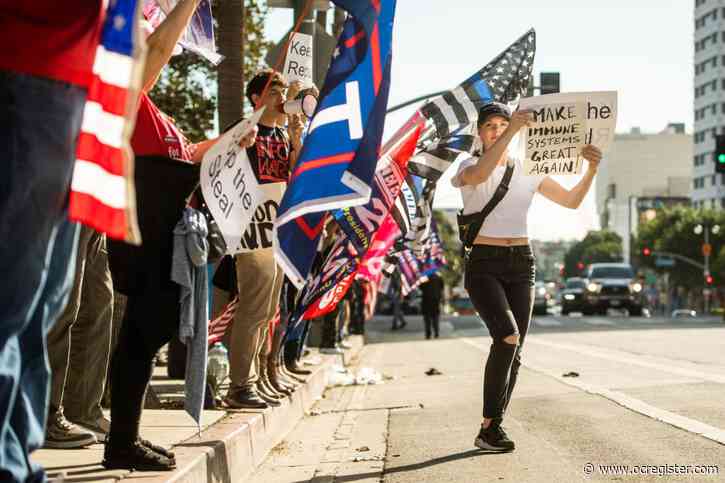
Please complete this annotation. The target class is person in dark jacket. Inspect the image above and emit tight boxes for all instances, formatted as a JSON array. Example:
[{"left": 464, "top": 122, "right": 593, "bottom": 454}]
[{"left": 420, "top": 273, "right": 444, "bottom": 339}]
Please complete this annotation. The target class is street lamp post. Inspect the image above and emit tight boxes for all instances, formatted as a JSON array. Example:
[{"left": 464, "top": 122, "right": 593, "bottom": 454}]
[{"left": 694, "top": 223, "right": 720, "bottom": 314}]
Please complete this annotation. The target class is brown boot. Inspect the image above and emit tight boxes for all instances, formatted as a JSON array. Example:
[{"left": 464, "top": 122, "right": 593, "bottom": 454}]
[{"left": 268, "top": 359, "right": 294, "bottom": 395}]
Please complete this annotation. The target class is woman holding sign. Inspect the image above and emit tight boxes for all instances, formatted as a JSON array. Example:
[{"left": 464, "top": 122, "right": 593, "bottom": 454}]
[{"left": 452, "top": 101, "right": 601, "bottom": 452}]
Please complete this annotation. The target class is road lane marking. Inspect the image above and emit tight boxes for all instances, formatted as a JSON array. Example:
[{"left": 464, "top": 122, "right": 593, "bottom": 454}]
[
  {"left": 579, "top": 317, "right": 615, "bottom": 326},
  {"left": 460, "top": 337, "right": 725, "bottom": 447},
  {"left": 532, "top": 318, "right": 563, "bottom": 327},
  {"left": 524, "top": 338, "right": 725, "bottom": 385}
]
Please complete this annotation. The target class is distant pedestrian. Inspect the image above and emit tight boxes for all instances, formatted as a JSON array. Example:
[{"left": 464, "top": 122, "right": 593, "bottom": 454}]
[
  {"left": 452, "top": 101, "right": 601, "bottom": 452},
  {"left": 390, "top": 271, "right": 407, "bottom": 331},
  {"left": 420, "top": 273, "right": 444, "bottom": 339}
]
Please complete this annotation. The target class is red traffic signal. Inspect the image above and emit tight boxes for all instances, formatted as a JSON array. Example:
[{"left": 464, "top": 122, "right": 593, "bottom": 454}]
[
  {"left": 576, "top": 262, "right": 585, "bottom": 271},
  {"left": 706, "top": 275, "right": 714, "bottom": 285},
  {"left": 642, "top": 247, "right": 651, "bottom": 256}
]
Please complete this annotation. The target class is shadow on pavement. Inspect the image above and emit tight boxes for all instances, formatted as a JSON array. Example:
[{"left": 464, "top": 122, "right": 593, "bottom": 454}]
[{"left": 300, "top": 448, "right": 500, "bottom": 483}]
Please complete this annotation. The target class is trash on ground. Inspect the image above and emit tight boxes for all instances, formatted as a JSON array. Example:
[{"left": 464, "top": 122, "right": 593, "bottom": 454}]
[
  {"left": 326, "top": 365, "right": 384, "bottom": 387},
  {"left": 562, "top": 371, "right": 580, "bottom": 378},
  {"left": 425, "top": 368, "right": 443, "bottom": 376}
]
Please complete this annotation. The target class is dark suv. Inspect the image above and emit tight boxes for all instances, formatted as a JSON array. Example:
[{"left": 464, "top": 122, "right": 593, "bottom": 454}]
[{"left": 582, "top": 263, "right": 644, "bottom": 316}]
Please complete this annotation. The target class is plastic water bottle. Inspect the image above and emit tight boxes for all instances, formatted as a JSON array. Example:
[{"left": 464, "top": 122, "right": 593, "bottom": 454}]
[{"left": 207, "top": 342, "right": 229, "bottom": 391}]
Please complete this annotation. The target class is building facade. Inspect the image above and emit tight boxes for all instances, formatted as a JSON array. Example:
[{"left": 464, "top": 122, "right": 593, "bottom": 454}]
[
  {"left": 596, "top": 124, "right": 692, "bottom": 263},
  {"left": 694, "top": 0, "right": 725, "bottom": 207}
]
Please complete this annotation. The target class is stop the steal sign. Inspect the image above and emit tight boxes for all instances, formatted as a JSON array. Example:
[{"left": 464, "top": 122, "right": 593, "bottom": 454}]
[{"left": 283, "top": 32, "right": 313, "bottom": 87}]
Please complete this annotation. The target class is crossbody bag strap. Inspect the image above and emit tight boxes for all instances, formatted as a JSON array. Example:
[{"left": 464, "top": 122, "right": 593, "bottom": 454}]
[{"left": 459, "top": 162, "right": 515, "bottom": 227}]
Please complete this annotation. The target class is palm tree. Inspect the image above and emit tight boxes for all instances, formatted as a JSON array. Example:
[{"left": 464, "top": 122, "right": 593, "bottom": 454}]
[{"left": 217, "top": 0, "right": 244, "bottom": 130}]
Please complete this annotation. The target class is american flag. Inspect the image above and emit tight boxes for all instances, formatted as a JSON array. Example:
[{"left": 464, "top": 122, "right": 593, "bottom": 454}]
[
  {"left": 69, "top": 0, "right": 143, "bottom": 243},
  {"left": 208, "top": 296, "right": 238, "bottom": 346},
  {"left": 407, "top": 132, "right": 475, "bottom": 182},
  {"left": 420, "top": 29, "right": 535, "bottom": 138},
  {"left": 409, "top": 29, "right": 536, "bottom": 181}
]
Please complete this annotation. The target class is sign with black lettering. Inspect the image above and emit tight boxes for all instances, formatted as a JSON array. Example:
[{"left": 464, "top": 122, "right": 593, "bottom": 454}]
[
  {"left": 283, "top": 32, "right": 313, "bottom": 87},
  {"left": 238, "top": 182, "right": 285, "bottom": 252},
  {"left": 519, "top": 97, "right": 587, "bottom": 175},
  {"left": 520, "top": 91, "right": 618, "bottom": 175},
  {"left": 200, "top": 108, "right": 265, "bottom": 253}
]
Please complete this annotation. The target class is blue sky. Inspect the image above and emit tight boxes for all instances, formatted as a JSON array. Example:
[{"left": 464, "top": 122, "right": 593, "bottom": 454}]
[{"left": 265, "top": 1, "right": 693, "bottom": 240}]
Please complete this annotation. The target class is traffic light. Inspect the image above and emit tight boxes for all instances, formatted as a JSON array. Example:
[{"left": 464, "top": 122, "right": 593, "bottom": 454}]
[
  {"left": 706, "top": 274, "right": 714, "bottom": 286},
  {"left": 576, "top": 262, "right": 585, "bottom": 271},
  {"left": 642, "top": 247, "right": 651, "bottom": 257},
  {"left": 540, "top": 72, "right": 560, "bottom": 95},
  {"left": 715, "top": 135, "right": 725, "bottom": 174}
]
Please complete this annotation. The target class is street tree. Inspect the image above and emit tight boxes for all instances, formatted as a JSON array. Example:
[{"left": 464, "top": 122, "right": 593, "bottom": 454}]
[
  {"left": 563, "top": 230, "right": 623, "bottom": 277},
  {"left": 149, "top": 0, "right": 271, "bottom": 142},
  {"left": 432, "top": 210, "right": 463, "bottom": 290}
]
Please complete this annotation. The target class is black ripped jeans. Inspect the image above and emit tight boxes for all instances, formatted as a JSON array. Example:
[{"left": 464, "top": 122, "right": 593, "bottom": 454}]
[{"left": 464, "top": 245, "right": 535, "bottom": 420}]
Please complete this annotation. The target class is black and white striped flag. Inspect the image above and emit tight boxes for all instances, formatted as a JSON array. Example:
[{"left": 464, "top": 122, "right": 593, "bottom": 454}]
[
  {"left": 408, "top": 132, "right": 475, "bottom": 181},
  {"left": 419, "top": 29, "right": 536, "bottom": 139}
]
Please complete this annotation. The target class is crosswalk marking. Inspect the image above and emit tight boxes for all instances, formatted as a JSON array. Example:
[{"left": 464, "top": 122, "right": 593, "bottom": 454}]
[{"left": 459, "top": 337, "right": 725, "bottom": 447}]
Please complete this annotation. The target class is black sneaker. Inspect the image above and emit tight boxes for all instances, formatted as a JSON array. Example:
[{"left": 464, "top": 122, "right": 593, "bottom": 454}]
[
  {"left": 224, "top": 386, "right": 268, "bottom": 409},
  {"left": 103, "top": 441, "right": 176, "bottom": 471},
  {"left": 474, "top": 421, "right": 515, "bottom": 452}
]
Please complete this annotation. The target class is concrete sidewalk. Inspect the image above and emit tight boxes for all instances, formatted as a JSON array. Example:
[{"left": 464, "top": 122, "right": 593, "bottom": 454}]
[{"left": 36, "top": 336, "right": 364, "bottom": 483}]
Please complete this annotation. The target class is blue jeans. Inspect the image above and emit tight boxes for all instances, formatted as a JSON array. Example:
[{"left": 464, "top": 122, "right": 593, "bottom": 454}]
[{"left": 0, "top": 71, "right": 84, "bottom": 482}]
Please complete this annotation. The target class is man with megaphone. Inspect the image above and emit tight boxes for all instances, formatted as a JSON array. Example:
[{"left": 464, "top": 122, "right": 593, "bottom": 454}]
[{"left": 221, "top": 70, "right": 316, "bottom": 410}]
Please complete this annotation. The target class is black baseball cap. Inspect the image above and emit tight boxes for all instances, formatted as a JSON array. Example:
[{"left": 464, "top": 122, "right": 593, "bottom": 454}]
[{"left": 477, "top": 102, "right": 512, "bottom": 126}]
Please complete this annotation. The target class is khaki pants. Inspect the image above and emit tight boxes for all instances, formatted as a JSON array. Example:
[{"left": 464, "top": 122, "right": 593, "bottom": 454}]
[
  {"left": 47, "top": 226, "right": 113, "bottom": 423},
  {"left": 226, "top": 248, "right": 283, "bottom": 389}
]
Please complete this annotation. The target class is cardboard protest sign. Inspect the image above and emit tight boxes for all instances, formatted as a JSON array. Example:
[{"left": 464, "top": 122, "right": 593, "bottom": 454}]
[
  {"left": 200, "top": 108, "right": 265, "bottom": 254},
  {"left": 237, "top": 182, "right": 285, "bottom": 252},
  {"left": 283, "top": 32, "right": 314, "bottom": 87},
  {"left": 519, "top": 91, "right": 617, "bottom": 175},
  {"left": 519, "top": 96, "right": 587, "bottom": 175}
]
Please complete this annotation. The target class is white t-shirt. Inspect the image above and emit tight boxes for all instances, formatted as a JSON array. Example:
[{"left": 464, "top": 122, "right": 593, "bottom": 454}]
[{"left": 452, "top": 156, "right": 546, "bottom": 238}]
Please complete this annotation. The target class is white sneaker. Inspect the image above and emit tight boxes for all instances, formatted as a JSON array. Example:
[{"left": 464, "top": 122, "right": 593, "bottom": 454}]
[
  {"left": 339, "top": 341, "right": 353, "bottom": 350},
  {"left": 73, "top": 415, "right": 110, "bottom": 443}
]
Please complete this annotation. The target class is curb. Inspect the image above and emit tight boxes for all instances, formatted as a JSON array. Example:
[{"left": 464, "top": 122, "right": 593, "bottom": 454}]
[{"left": 143, "top": 335, "right": 365, "bottom": 483}]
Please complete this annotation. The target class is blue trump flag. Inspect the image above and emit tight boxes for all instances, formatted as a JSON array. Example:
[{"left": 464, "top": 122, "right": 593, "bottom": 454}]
[{"left": 274, "top": 0, "right": 397, "bottom": 288}]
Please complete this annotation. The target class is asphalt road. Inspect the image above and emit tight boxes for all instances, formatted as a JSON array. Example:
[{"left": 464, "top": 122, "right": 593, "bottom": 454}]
[{"left": 254, "top": 313, "right": 725, "bottom": 482}]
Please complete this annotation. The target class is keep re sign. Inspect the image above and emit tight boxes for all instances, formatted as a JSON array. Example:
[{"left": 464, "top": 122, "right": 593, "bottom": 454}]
[{"left": 283, "top": 32, "right": 314, "bottom": 87}]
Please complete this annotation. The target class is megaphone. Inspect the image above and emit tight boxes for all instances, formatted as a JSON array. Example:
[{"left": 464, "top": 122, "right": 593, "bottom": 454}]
[{"left": 277, "top": 93, "right": 318, "bottom": 118}]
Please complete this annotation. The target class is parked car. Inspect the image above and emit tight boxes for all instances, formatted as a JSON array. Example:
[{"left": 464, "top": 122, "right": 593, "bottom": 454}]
[
  {"left": 560, "top": 277, "right": 586, "bottom": 315},
  {"left": 581, "top": 263, "right": 644, "bottom": 316},
  {"left": 533, "top": 281, "right": 551, "bottom": 315},
  {"left": 449, "top": 296, "right": 477, "bottom": 316}
]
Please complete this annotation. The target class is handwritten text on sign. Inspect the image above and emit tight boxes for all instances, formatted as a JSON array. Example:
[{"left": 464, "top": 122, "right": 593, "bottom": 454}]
[
  {"left": 519, "top": 91, "right": 618, "bottom": 176},
  {"left": 283, "top": 32, "right": 313, "bottom": 87},
  {"left": 200, "top": 108, "right": 265, "bottom": 254},
  {"left": 520, "top": 99, "right": 587, "bottom": 175}
]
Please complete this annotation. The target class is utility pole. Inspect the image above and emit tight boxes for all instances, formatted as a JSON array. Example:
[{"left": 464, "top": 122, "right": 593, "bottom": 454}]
[{"left": 294, "top": 0, "right": 316, "bottom": 37}]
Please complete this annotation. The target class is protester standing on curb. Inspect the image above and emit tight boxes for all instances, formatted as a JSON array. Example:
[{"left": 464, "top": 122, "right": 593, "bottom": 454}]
[
  {"left": 222, "top": 70, "right": 305, "bottom": 410},
  {"left": 45, "top": 227, "right": 114, "bottom": 448},
  {"left": 452, "top": 101, "right": 601, "bottom": 452},
  {"left": 0, "top": 3, "right": 108, "bottom": 481},
  {"left": 104, "top": 0, "right": 256, "bottom": 471}
]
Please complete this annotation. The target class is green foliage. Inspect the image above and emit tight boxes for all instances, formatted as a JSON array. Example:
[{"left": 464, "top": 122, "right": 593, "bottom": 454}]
[
  {"left": 635, "top": 206, "right": 725, "bottom": 287},
  {"left": 243, "top": 0, "right": 272, "bottom": 87},
  {"left": 149, "top": 52, "right": 216, "bottom": 142},
  {"left": 432, "top": 210, "right": 463, "bottom": 290},
  {"left": 147, "top": 0, "right": 271, "bottom": 142},
  {"left": 563, "top": 230, "right": 623, "bottom": 277}
]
